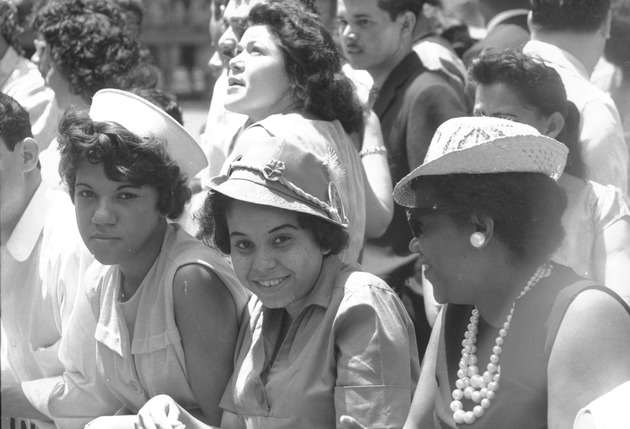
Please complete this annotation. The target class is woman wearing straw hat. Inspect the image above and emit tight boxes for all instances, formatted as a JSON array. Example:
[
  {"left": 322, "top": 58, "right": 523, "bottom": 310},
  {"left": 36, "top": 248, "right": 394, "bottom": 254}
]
[
  {"left": 45, "top": 89, "right": 248, "bottom": 428},
  {"left": 339, "top": 117, "right": 630, "bottom": 429},
  {"left": 136, "top": 136, "right": 419, "bottom": 429},
  {"left": 218, "top": 0, "right": 393, "bottom": 264}
]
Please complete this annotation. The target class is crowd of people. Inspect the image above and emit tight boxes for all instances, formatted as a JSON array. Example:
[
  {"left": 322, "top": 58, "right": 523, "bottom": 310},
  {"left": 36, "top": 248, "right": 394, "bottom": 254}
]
[{"left": 1, "top": 0, "right": 630, "bottom": 428}]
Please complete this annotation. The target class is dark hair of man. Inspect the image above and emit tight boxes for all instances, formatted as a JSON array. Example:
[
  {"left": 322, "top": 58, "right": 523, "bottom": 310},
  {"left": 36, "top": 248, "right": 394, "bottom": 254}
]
[
  {"left": 407, "top": 172, "right": 567, "bottom": 266},
  {"left": 248, "top": 0, "right": 365, "bottom": 134},
  {"left": 530, "top": 0, "right": 611, "bottom": 33},
  {"left": 57, "top": 106, "right": 191, "bottom": 220},
  {"left": 377, "top": 0, "right": 423, "bottom": 21},
  {"left": 129, "top": 87, "right": 184, "bottom": 126},
  {"left": 198, "top": 191, "right": 350, "bottom": 255},
  {"left": 0, "top": 92, "right": 33, "bottom": 151},
  {"left": 469, "top": 48, "right": 584, "bottom": 178}
]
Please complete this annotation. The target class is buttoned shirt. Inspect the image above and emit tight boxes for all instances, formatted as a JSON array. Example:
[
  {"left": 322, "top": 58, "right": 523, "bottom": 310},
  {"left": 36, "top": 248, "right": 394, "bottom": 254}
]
[
  {"left": 1, "top": 183, "right": 93, "bottom": 429},
  {"left": 524, "top": 40, "right": 629, "bottom": 193},
  {"left": 220, "top": 256, "right": 420, "bottom": 428}
]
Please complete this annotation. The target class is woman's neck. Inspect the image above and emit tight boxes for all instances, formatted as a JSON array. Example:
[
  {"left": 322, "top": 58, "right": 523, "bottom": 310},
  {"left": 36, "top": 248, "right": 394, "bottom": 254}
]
[
  {"left": 119, "top": 220, "right": 168, "bottom": 295},
  {"left": 473, "top": 262, "right": 544, "bottom": 328}
]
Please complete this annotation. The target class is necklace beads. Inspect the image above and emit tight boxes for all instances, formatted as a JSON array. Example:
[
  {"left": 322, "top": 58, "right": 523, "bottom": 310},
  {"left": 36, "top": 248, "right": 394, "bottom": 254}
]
[{"left": 450, "top": 262, "right": 553, "bottom": 425}]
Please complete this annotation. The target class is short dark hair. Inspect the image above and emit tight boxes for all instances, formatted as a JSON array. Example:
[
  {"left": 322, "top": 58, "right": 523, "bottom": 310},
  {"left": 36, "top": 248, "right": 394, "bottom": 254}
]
[
  {"left": 377, "top": 0, "right": 423, "bottom": 21},
  {"left": 57, "top": 106, "right": 191, "bottom": 220},
  {"left": 407, "top": 172, "right": 567, "bottom": 265},
  {"left": 198, "top": 191, "right": 349, "bottom": 255},
  {"left": 530, "top": 0, "right": 611, "bottom": 33},
  {"left": 248, "top": 0, "right": 365, "bottom": 134},
  {"left": 0, "top": 92, "right": 33, "bottom": 151},
  {"left": 469, "top": 48, "right": 584, "bottom": 178},
  {"left": 33, "top": 0, "right": 148, "bottom": 100}
]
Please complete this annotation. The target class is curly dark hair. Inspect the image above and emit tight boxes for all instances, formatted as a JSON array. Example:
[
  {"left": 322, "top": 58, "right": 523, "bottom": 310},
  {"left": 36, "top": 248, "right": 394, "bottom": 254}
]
[
  {"left": 530, "top": 0, "right": 611, "bottom": 33},
  {"left": 469, "top": 49, "right": 584, "bottom": 178},
  {"left": 248, "top": 0, "right": 365, "bottom": 134},
  {"left": 32, "top": 0, "right": 148, "bottom": 100},
  {"left": 407, "top": 173, "right": 567, "bottom": 265},
  {"left": 198, "top": 191, "right": 349, "bottom": 255},
  {"left": 57, "top": 106, "right": 191, "bottom": 220}
]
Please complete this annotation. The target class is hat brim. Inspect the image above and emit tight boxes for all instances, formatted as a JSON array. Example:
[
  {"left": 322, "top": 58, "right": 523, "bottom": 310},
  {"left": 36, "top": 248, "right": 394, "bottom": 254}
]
[
  {"left": 210, "top": 172, "right": 348, "bottom": 228},
  {"left": 89, "top": 89, "right": 207, "bottom": 179},
  {"left": 394, "top": 135, "right": 568, "bottom": 207}
]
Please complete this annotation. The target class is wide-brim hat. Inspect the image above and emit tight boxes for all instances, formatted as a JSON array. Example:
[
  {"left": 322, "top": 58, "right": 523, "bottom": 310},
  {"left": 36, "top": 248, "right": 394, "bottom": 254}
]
[
  {"left": 394, "top": 116, "right": 568, "bottom": 207},
  {"left": 210, "top": 136, "right": 348, "bottom": 228},
  {"left": 89, "top": 88, "right": 207, "bottom": 179}
]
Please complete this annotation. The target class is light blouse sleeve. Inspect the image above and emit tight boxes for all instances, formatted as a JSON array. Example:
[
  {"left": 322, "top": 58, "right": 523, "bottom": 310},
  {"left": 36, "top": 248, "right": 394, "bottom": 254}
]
[
  {"left": 333, "top": 272, "right": 420, "bottom": 428},
  {"left": 21, "top": 264, "right": 121, "bottom": 429}
]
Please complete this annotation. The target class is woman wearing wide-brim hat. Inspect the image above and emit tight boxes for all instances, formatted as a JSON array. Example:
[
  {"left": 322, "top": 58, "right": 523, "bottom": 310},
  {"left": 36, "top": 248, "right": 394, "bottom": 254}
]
[
  {"left": 136, "top": 136, "right": 419, "bottom": 429},
  {"left": 404, "top": 117, "right": 630, "bottom": 428},
  {"left": 340, "top": 116, "right": 630, "bottom": 429}
]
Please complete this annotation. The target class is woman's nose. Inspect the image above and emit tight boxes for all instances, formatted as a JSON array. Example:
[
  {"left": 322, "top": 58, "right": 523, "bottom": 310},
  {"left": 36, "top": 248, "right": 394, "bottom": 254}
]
[{"left": 92, "top": 198, "right": 116, "bottom": 225}]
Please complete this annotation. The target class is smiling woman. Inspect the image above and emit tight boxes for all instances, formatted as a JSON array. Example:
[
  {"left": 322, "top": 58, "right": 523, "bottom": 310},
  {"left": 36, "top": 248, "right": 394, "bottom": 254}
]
[{"left": 135, "top": 136, "right": 419, "bottom": 429}]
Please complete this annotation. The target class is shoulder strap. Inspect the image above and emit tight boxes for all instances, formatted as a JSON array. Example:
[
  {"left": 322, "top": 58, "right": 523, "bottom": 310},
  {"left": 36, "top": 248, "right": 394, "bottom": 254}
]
[{"left": 544, "top": 280, "right": 630, "bottom": 359}]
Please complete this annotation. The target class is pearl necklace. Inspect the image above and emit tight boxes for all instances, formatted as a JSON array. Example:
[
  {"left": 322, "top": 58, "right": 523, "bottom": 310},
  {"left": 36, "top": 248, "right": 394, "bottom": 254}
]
[{"left": 450, "top": 262, "right": 553, "bottom": 425}]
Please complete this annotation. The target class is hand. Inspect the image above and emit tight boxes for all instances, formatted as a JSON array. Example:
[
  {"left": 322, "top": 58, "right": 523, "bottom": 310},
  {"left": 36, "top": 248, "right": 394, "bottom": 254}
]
[
  {"left": 339, "top": 415, "right": 367, "bottom": 429},
  {"left": 136, "top": 395, "right": 185, "bottom": 429}
]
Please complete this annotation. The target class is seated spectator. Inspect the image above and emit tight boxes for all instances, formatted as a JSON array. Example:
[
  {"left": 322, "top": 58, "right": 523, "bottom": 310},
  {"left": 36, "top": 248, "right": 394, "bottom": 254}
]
[
  {"left": 470, "top": 49, "right": 630, "bottom": 303},
  {"left": 343, "top": 117, "right": 630, "bottom": 429},
  {"left": 0, "top": 93, "right": 117, "bottom": 429},
  {"left": 137, "top": 136, "right": 419, "bottom": 429},
  {"left": 3, "top": 89, "right": 250, "bottom": 428}
]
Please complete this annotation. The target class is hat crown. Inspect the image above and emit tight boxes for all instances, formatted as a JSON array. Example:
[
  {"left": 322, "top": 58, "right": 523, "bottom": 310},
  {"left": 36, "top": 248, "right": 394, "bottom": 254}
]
[
  {"left": 212, "top": 137, "right": 348, "bottom": 227},
  {"left": 393, "top": 116, "right": 569, "bottom": 207}
]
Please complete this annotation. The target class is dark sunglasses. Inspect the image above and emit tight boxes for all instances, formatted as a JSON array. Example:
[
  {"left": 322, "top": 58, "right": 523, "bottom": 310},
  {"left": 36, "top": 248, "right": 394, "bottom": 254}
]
[{"left": 406, "top": 206, "right": 464, "bottom": 238}]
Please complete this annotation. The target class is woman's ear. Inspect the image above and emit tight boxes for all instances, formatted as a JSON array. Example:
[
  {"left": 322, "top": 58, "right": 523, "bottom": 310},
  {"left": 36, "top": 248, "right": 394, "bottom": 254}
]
[
  {"left": 543, "top": 111, "right": 565, "bottom": 139},
  {"left": 468, "top": 213, "right": 495, "bottom": 248}
]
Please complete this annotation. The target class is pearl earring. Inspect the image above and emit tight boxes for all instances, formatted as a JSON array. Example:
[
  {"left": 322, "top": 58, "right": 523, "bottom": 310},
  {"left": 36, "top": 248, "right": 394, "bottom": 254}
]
[{"left": 470, "top": 232, "right": 485, "bottom": 248}]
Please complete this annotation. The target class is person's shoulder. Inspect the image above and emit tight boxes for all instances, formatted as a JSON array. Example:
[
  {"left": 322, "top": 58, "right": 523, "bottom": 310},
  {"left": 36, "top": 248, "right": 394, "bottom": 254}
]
[{"left": 340, "top": 268, "right": 400, "bottom": 304}]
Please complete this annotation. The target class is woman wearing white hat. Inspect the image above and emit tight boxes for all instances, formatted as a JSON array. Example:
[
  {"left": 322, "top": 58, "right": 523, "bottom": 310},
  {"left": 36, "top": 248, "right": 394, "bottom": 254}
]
[
  {"left": 373, "top": 117, "right": 630, "bottom": 429},
  {"left": 52, "top": 89, "right": 249, "bottom": 427},
  {"left": 136, "top": 136, "right": 419, "bottom": 429}
]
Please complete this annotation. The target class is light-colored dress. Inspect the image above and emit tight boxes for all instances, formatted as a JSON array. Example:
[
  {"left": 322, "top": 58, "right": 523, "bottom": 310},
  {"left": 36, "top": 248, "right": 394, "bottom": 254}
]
[
  {"left": 220, "top": 256, "right": 420, "bottom": 429},
  {"left": 234, "top": 113, "right": 367, "bottom": 264},
  {"left": 86, "top": 224, "right": 249, "bottom": 413}
]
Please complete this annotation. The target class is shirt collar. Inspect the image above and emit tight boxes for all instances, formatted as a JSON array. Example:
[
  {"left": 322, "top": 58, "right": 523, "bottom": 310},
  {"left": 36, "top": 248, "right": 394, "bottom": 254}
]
[
  {"left": 6, "top": 182, "right": 54, "bottom": 261},
  {"left": 486, "top": 9, "right": 530, "bottom": 34},
  {"left": 524, "top": 40, "right": 589, "bottom": 79},
  {"left": 284, "top": 255, "right": 345, "bottom": 320}
]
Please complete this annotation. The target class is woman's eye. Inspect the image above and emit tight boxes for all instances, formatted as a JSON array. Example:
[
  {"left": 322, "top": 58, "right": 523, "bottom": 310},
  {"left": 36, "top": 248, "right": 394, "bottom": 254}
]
[
  {"left": 119, "top": 193, "right": 138, "bottom": 200},
  {"left": 77, "top": 190, "right": 95, "bottom": 198},
  {"left": 234, "top": 241, "right": 252, "bottom": 251},
  {"left": 273, "top": 235, "right": 292, "bottom": 245}
]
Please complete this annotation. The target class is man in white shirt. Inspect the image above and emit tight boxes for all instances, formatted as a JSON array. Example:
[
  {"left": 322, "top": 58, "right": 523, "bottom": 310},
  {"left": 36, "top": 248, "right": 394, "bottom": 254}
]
[
  {"left": 0, "top": 93, "right": 119, "bottom": 429},
  {"left": 524, "top": 0, "right": 629, "bottom": 194}
]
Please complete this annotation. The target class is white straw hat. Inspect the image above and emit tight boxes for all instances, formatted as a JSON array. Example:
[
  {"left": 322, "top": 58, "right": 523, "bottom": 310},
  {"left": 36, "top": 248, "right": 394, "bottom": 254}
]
[
  {"left": 89, "top": 89, "right": 207, "bottom": 179},
  {"left": 394, "top": 116, "right": 568, "bottom": 207},
  {"left": 210, "top": 137, "right": 349, "bottom": 228}
]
